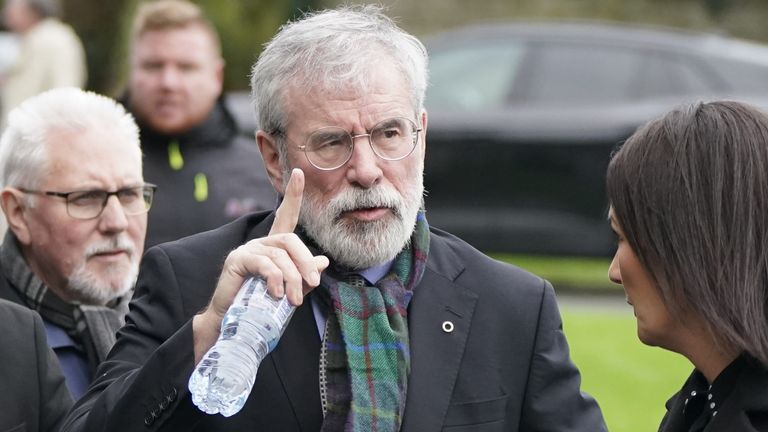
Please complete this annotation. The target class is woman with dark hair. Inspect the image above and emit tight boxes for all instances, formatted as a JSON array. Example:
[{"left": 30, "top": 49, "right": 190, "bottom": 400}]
[{"left": 606, "top": 100, "right": 768, "bottom": 431}]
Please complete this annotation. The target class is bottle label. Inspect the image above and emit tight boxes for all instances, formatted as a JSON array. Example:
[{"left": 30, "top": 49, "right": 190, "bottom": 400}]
[{"left": 241, "top": 276, "right": 295, "bottom": 327}]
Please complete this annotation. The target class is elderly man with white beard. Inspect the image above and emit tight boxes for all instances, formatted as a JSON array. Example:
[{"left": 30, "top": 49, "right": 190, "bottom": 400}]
[
  {"left": 0, "top": 87, "right": 152, "bottom": 400},
  {"left": 61, "top": 6, "right": 605, "bottom": 432}
]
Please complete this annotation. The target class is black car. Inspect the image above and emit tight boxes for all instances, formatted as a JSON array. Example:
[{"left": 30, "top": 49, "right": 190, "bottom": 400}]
[
  {"left": 227, "top": 21, "right": 768, "bottom": 257},
  {"left": 423, "top": 21, "right": 768, "bottom": 256}
]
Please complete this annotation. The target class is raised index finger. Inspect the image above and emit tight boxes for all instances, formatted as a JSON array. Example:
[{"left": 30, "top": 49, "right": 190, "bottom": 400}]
[{"left": 269, "top": 168, "right": 304, "bottom": 235}]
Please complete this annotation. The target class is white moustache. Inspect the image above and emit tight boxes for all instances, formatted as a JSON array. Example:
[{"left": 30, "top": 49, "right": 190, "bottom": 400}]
[
  {"left": 85, "top": 237, "right": 135, "bottom": 259},
  {"left": 329, "top": 186, "right": 403, "bottom": 217}
]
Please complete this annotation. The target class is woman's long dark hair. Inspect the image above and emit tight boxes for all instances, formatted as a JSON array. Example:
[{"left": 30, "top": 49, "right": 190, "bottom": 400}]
[{"left": 607, "top": 101, "right": 768, "bottom": 365}]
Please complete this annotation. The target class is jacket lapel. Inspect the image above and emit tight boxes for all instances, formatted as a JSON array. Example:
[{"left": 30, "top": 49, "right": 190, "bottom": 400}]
[
  {"left": 254, "top": 223, "right": 479, "bottom": 431},
  {"left": 658, "top": 388, "right": 687, "bottom": 432},
  {"left": 268, "top": 300, "right": 323, "bottom": 431},
  {"left": 401, "top": 234, "right": 478, "bottom": 431}
]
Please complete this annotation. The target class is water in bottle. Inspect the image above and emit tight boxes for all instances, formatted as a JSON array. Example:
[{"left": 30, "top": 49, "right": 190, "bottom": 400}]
[{"left": 188, "top": 276, "right": 295, "bottom": 417}]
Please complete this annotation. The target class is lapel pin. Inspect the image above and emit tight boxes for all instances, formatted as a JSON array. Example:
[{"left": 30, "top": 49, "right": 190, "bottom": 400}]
[{"left": 442, "top": 321, "right": 454, "bottom": 333}]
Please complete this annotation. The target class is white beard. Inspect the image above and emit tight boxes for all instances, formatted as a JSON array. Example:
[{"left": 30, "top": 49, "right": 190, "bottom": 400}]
[
  {"left": 298, "top": 175, "right": 424, "bottom": 270},
  {"left": 66, "top": 236, "right": 139, "bottom": 305}
]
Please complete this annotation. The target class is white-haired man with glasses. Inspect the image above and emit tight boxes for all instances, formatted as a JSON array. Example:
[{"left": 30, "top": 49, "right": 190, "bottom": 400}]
[
  {"left": 0, "top": 87, "right": 153, "bottom": 400},
  {"left": 62, "top": 6, "right": 605, "bottom": 431}
]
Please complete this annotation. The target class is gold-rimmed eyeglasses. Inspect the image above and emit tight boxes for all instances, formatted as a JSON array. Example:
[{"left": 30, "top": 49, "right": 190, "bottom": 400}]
[
  {"left": 18, "top": 184, "right": 157, "bottom": 220},
  {"left": 273, "top": 116, "right": 422, "bottom": 171}
]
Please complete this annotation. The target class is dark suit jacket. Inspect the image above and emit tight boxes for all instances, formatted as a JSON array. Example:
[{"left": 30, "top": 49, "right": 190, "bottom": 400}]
[
  {"left": 62, "top": 211, "right": 605, "bottom": 431},
  {"left": 0, "top": 299, "right": 73, "bottom": 432},
  {"left": 660, "top": 359, "right": 768, "bottom": 432}
]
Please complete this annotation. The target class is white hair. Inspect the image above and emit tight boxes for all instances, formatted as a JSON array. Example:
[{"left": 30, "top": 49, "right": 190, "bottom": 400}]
[
  {"left": 0, "top": 87, "right": 141, "bottom": 191},
  {"left": 250, "top": 4, "right": 428, "bottom": 145}
]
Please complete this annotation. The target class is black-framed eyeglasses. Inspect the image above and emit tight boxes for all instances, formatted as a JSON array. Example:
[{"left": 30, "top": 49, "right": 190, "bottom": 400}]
[
  {"left": 18, "top": 184, "right": 158, "bottom": 220},
  {"left": 274, "top": 116, "right": 422, "bottom": 171}
]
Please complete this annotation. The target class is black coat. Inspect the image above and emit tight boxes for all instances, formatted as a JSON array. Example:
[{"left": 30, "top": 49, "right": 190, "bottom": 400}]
[
  {"left": 0, "top": 299, "right": 73, "bottom": 432},
  {"left": 62, "top": 211, "right": 605, "bottom": 431},
  {"left": 660, "top": 358, "right": 768, "bottom": 431},
  {"left": 134, "top": 96, "right": 278, "bottom": 249}
]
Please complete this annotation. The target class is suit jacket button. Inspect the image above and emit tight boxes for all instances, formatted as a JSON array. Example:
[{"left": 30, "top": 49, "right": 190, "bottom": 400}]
[
  {"left": 144, "top": 413, "right": 155, "bottom": 426},
  {"left": 160, "top": 398, "right": 169, "bottom": 410},
  {"left": 168, "top": 387, "right": 178, "bottom": 402}
]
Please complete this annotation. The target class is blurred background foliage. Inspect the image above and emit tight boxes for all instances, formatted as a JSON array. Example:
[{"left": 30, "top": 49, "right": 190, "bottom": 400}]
[
  {"left": 61, "top": 0, "right": 319, "bottom": 96},
  {"left": 59, "top": 0, "right": 768, "bottom": 95}
]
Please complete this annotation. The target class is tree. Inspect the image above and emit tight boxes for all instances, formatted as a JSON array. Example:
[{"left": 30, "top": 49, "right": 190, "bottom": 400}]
[{"left": 63, "top": 0, "right": 295, "bottom": 94}]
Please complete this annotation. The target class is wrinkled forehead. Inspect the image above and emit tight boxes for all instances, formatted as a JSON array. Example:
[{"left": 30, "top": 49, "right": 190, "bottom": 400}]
[
  {"left": 280, "top": 61, "right": 414, "bottom": 121},
  {"left": 44, "top": 124, "right": 141, "bottom": 164}
]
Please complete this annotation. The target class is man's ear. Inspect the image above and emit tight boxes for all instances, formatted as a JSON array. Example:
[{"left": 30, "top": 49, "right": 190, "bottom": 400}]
[
  {"left": 256, "top": 130, "right": 287, "bottom": 195},
  {"left": 0, "top": 188, "right": 32, "bottom": 244}
]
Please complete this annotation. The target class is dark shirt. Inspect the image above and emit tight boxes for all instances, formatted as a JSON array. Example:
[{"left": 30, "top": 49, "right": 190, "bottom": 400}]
[
  {"left": 44, "top": 320, "right": 90, "bottom": 400},
  {"left": 675, "top": 355, "right": 748, "bottom": 431}
]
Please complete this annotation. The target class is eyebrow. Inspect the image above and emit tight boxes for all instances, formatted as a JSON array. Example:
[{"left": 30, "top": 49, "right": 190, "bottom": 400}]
[
  {"left": 375, "top": 118, "right": 401, "bottom": 129},
  {"left": 312, "top": 129, "right": 347, "bottom": 140},
  {"left": 60, "top": 184, "right": 148, "bottom": 193}
]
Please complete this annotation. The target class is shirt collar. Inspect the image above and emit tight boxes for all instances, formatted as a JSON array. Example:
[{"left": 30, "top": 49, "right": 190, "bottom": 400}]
[{"left": 358, "top": 260, "right": 394, "bottom": 285}]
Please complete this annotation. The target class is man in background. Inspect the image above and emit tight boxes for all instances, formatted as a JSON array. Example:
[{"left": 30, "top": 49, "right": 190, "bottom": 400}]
[
  {"left": 0, "top": 87, "right": 152, "bottom": 399},
  {"left": 1, "top": 0, "right": 86, "bottom": 126},
  {"left": 126, "top": 0, "right": 276, "bottom": 248}
]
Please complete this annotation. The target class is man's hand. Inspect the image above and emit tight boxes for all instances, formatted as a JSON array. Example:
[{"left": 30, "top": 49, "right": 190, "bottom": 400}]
[{"left": 193, "top": 168, "right": 329, "bottom": 362}]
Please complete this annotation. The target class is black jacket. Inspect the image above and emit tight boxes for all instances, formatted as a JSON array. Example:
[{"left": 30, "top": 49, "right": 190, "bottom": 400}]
[
  {"left": 132, "top": 96, "right": 278, "bottom": 248},
  {"left": 61, "top": 211, "right": 605, "bottom": 431},
  {"left": 660, "top": 356, "right": 768, "bottom": 431},
  {"left": 0, "top": 299, "right": 73, "bottom": 432}
]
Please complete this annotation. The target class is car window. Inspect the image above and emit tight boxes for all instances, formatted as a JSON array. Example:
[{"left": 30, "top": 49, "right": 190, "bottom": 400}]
[
  {"left": 632, "top": 52, "right": 714, "bottom": 98},
  {"left": 705, "top": 58, "right": 768, "bottom": 93},
  {"left": 517, "top": 42, "right": 643, "bottom": 105},
  {"left": 427, "top": 42, "right": 525, "bottom": 111}
]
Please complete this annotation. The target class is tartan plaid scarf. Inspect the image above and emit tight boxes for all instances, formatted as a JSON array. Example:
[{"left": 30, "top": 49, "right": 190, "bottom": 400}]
[{"left": 318, "top": 211, "right": 429, "bottom": 432}]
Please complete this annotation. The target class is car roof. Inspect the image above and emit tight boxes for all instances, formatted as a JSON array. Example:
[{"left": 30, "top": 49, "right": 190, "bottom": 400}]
[{"left": 425, "top": 20, "right": 768, "bottom": 66}]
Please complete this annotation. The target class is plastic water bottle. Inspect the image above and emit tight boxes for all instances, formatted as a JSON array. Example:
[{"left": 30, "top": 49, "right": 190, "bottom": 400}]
[{"left": 188, "top": 276, "right": 295, "bottom": 417}]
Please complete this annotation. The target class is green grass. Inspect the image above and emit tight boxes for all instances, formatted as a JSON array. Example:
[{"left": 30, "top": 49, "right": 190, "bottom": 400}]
[
  {"left": 492, "top": 253, "right": 691, "bottom": 430},
  {"left": 492, "top": 254, "right": 618, "bottom": 291},
  {"left": 561, "top": 308, "right": 692, "bottom": 432}
]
